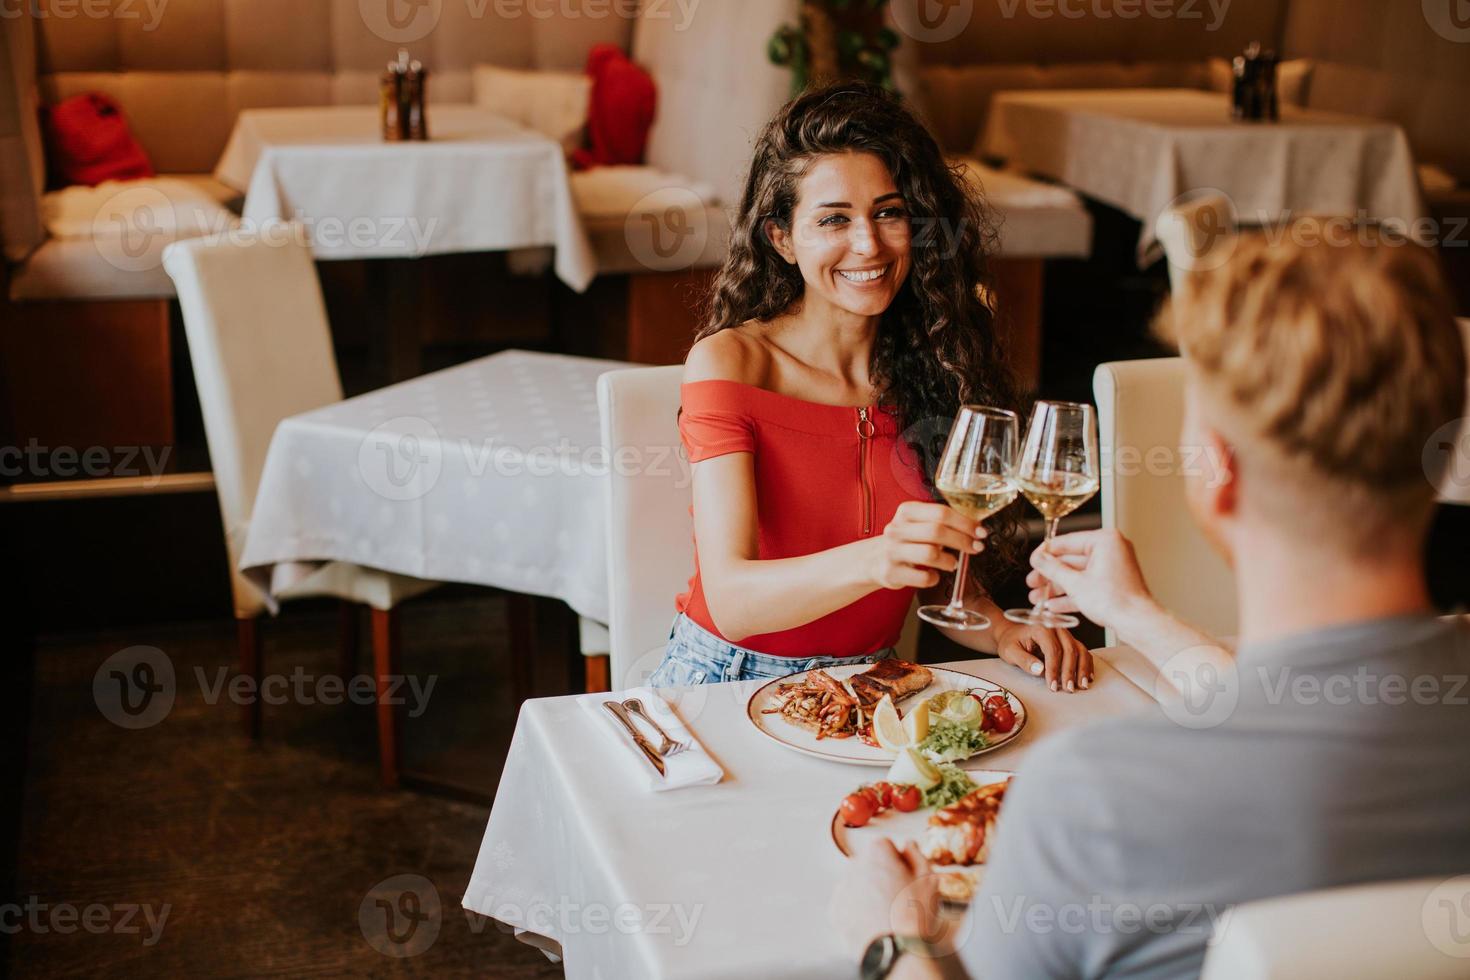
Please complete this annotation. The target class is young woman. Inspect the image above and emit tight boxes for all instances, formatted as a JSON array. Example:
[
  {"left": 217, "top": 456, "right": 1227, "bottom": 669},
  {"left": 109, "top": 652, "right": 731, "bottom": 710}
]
[{"left": 650, "top": 82, "right": 1094, "bottom": 692}]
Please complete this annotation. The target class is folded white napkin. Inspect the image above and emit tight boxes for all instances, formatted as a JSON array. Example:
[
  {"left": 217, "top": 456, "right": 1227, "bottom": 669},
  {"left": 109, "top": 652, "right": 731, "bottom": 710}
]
[{"left": 577, "top": 687, "right": 723, "bottom": 792}]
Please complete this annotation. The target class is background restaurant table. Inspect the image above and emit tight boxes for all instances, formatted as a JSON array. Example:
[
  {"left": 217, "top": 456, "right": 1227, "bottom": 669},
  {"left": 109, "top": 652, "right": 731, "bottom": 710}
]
[
  {"left": 238, "top": 350, "right": 631, "bottom": 622},
  {"left": 464, "top": 652, "right": 1160, "bottom": 979},
  {"left": 213, "top": 104, "right": 596, "bottom": 291},
  {"left": 981, "top": 89, "right": 1426, "bottom": 263}
]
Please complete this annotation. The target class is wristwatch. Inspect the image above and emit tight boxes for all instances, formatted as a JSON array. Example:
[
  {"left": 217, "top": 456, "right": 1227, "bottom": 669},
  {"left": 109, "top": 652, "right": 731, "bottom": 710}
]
[{"left": 860, "top": 934, "right": 943, "bottom": 979}]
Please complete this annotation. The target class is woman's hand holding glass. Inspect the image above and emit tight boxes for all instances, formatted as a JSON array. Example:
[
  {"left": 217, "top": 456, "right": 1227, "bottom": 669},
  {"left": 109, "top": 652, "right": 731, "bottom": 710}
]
[{"left": 867, "top": 501, "right": 987, "bottom": 591}]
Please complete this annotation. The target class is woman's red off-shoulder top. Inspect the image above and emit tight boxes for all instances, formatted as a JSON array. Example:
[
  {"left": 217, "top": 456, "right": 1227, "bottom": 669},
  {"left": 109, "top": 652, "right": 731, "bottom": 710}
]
[{"left": 674, "top": 380, "right": 928, "bottom": 657}]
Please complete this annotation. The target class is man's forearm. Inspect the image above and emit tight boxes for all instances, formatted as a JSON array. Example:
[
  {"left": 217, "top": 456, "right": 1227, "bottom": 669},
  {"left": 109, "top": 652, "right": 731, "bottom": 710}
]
[{"left": 1111, "top": 596, "right": 1232, "bottom": 694}]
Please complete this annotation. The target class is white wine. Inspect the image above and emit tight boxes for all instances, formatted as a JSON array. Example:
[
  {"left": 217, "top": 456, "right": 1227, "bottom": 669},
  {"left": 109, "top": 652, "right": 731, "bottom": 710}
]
[
  {"left": 937, "top": 475, "right": 1018, "bottom": 522},
  {"left": 1016, "top": 472, "right": 1098, "bottom": 521}
]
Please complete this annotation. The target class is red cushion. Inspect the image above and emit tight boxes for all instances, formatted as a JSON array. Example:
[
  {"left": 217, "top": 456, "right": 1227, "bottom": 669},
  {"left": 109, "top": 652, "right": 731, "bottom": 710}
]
[
  {"left": 572, "top": 44, "right": 657, "bottom": 171},
  {"left": 42, "top": 93, "right": 155, "bottom": 188}
]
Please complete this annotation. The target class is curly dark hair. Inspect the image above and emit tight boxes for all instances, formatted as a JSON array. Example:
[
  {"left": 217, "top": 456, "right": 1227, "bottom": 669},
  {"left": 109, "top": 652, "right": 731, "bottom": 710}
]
[{"left": 698, "top": 80, "right": 1022, "bottom": 592}]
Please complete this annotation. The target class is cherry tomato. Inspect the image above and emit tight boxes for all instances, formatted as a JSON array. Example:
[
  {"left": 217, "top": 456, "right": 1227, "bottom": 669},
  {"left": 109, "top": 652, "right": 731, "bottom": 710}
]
[
  {"left": 892, "top": 784, "right": 922, "bottom": 812},
  {"left": 841, "top": 792, "right": 875, "bottom": 827},
  {"left": 872, "top": 782, "right": 894, "bottom": 809},
  {"left": 986, "top": 694, "right": 1016, "bottom": 734},
  {"left": 858, "top": 786, "right": 881, "bottom": 810}
]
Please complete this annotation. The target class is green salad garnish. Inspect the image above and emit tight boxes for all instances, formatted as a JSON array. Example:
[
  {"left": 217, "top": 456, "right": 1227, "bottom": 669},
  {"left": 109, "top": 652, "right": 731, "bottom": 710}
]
[
  {"left": 922, "top": 763, "right": 977, "bottom": 808},
  {"left": 919, "top": 716, "right": 988, "bottom": 764}
]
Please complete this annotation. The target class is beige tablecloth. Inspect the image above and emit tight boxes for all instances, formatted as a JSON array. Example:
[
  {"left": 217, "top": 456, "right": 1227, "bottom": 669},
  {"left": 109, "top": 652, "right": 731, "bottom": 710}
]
[
  {"left": 214, "top": 105, "right": 595, "bottom": 290},
  {"left": 464, "top": 652, "right": 1159, "bottom": 979},
  {"left": 981, "top": 89, "right": 1426, "bottom": 264}
]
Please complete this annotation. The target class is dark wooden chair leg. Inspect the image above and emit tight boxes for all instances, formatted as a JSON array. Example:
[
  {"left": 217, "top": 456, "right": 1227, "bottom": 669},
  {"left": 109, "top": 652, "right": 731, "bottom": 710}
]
[
  {"left": 585, "top": 654, "right": 611, "bottom": 694},
  {"left": 338, "top": 601, "right": 359, "bottom": 682},
  {"left": 236, "top": 615, "right": 262, "bottom": 740},
  {"left": 370, "top": 608, "right": 402, "bottom": 789},
  {"left": 506, "top": 593, "right": 536, "bottom": 704}
]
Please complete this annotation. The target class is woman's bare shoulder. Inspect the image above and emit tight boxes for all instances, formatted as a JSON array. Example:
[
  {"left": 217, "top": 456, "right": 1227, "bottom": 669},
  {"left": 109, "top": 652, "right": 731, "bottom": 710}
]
[{"left": 683, "top": 324, "right": 773, "bottom": 387}]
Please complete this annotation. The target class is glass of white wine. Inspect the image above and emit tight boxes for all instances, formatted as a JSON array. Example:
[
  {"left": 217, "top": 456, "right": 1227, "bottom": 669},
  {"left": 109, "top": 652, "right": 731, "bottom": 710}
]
[
  {"left": 1004, "top": 400, "right": 1100, "bottom": 630},
  {"left": 917, "top": 406, "right": 1019, "bottom": 631}
]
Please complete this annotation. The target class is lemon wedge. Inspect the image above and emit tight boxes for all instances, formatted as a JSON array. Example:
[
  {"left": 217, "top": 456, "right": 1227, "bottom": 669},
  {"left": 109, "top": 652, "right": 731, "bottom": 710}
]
[
  {"left": 886, "top": 746, "right": 942, "bottom": 790},
  {"left": 903, "top": 698, "right": 930, "bottom": 743},
  {"left": 871, "top": 695, "right": 909, "bottom": 752}
]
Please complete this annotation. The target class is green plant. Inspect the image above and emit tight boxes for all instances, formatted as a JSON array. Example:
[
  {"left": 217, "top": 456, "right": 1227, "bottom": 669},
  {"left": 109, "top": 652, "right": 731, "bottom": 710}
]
[{"left": 768, "top": 0, "right": 902, "bottom": 95}]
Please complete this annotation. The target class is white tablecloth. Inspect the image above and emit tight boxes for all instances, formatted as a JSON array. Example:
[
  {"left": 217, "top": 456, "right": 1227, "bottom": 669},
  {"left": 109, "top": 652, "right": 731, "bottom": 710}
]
[
  {"left": 465, "top": 652, "right": 1159, "bottom": 979},
  {"left": 981, "top": 89, "right": 1426, "bottom": 263},
  {"left": 214, "top": 105, "right": 595, "bottom": 290},
  {"left": 238, "top": 350, "right": 632, "bottom": 620}
]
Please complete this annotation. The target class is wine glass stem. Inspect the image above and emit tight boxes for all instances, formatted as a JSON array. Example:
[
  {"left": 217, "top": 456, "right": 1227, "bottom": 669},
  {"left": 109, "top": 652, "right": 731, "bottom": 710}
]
[
  {"left": 1030, "top": 518, "right": 1061, "bottom": 618},
  {"left": 946, "top": 549, "right": 971, "bottom": 612}
]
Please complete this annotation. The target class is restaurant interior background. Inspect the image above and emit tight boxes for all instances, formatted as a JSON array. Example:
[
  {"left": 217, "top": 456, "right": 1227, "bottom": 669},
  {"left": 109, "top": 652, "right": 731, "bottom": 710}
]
[{"left": 0, "top": 0, "right": 1467, "bottom": 974}]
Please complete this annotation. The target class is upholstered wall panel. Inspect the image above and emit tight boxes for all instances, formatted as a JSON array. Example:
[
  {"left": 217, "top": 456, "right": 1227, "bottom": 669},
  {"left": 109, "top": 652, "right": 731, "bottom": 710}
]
[
  {"left": 118, "top": 0, "right": 226, "bottom": 70},
  {"left": 1284, "top": 0, "right": 1470, "bottom": 180},
  {"left": 225, "top": 0, "right": 333, "bottom": 71},
  {"left": 435, "top": 2, "right": 538, "bottom": 70},
  {"left": 228, "top": 72, "right": 336, "bottom": 113},
  {"left": 34, "top": 0, "right": 122, "bottom": 72}
]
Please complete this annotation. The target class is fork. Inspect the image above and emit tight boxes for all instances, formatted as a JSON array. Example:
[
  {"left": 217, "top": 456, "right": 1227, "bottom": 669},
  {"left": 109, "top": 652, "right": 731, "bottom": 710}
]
[{"left": 623, "top": 698, "right": 689, "bottom": 757}]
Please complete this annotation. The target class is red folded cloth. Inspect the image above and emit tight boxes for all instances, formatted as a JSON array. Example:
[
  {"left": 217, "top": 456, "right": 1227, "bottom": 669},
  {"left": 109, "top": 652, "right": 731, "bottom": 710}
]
[
  {"left": 42, "top": 92, "right": 155, "bottom": 188},
  {"left": 571, "top": 44, "right": 657, "bottom": 170}
]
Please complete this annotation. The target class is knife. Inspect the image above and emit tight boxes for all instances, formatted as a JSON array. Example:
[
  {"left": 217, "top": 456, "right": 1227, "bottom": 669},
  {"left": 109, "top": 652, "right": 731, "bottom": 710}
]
[{"left": 602, "top": 701, "right": 666, "bottom": 777}]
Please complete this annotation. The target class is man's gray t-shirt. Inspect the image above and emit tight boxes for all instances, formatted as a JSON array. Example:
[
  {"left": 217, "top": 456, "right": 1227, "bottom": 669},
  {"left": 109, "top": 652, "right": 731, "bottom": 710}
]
[{"left": 958, "top": 615, "right": 1470, "bottom": 980}]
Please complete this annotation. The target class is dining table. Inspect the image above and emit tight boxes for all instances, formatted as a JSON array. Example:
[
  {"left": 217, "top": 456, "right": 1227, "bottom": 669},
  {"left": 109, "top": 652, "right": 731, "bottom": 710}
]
[
  {"left": 464, "top": 648, "right": 1165, "bottom": 979},
  {"left": 980, "top": 88, "right": 1427, "bottom": 264},
  {"left": 214, "top": 105, "right": 597, "bottom": 379},
  {"left": 238, "top": 349, "right": 633, "bottom": 633}
]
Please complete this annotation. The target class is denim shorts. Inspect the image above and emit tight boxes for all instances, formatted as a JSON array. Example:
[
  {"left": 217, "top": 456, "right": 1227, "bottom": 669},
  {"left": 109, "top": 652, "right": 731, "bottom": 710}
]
[{"left": 648, "top": 612, "right": 897, "bottom": 688}]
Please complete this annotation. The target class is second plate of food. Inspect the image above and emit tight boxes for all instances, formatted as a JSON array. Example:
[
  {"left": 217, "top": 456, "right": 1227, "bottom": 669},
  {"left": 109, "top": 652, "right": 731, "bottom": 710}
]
[{"left": 745, "top": 661, "right": 1026, "bottom": 766}]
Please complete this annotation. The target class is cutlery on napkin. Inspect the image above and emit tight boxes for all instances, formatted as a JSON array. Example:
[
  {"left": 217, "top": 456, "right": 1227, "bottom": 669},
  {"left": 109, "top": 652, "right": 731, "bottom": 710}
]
[{"left": 578, "top": 687, "right": 723, "bottom": 791}]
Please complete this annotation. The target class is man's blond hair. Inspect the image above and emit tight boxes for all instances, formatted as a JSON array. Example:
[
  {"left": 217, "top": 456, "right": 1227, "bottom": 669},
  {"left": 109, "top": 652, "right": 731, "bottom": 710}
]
[{"left": 1157, "top": 231, "right": 1465, "bottom": 552}]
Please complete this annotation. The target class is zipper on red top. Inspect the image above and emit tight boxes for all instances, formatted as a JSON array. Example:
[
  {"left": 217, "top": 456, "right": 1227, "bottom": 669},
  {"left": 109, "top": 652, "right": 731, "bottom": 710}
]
[{"left": 856, "top": 406, "right": 875, "bottom": 536}]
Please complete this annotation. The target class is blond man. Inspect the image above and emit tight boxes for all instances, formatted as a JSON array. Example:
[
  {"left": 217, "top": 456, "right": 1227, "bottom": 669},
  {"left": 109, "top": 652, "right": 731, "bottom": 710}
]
[{"left": 835, "top": 234, "right": 1470, "bottom": 980}]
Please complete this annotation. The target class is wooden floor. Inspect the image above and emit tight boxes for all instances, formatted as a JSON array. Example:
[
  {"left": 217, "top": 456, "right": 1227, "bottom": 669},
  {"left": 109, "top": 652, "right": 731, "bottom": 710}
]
[{"left": 4, "top": 592, "right": 572, "bottom": 978}]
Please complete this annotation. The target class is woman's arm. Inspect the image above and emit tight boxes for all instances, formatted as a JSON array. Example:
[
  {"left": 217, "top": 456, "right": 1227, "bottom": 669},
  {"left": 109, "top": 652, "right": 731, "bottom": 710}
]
[
  {"left": 693, "top": 453, "right": 981, "bottom": 642},
  {"left": 919, "top": 580, "right": 1096, "bottom": 692}
]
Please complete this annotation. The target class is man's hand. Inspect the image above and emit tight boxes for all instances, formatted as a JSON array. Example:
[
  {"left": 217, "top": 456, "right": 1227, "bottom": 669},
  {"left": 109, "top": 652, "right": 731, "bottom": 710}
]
[
  {"left": 829, "top": 838, "right": 943, "bottom": 952},
  {"left": 1025, "top": 529, "right": 1159, "bottom": 633}
]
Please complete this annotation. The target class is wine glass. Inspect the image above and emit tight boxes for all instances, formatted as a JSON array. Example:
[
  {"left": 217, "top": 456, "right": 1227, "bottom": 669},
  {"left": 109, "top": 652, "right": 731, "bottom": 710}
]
[
  {"left": 917, "top": 406, "right": 1019, "bottom": 631},
  {"left": 1004, "top": 401, "right": 1100, "bottom": 630}
]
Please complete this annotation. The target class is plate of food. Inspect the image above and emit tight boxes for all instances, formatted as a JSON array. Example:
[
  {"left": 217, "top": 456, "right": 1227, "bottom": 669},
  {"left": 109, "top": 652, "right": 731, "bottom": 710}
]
[
  {"left": 830, "top": 769, "right": 1013, "bottom": 906},
  {"left": 746, "top": 660, "right": 1026, "bottom": 766}
]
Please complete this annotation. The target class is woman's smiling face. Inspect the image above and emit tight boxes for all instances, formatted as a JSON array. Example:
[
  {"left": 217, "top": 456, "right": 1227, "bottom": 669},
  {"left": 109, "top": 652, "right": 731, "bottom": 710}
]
[{"left": 768, "top": 152, "right": 913, "bottom": 319}]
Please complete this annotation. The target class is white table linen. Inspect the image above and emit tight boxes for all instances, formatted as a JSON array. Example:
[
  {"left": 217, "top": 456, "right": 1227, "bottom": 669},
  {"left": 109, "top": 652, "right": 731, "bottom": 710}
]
[
  {"left": 577, "top": 688, "right": 724, "bottom": 792},
  {"left": 238, "top": 350, "right": 633, "bottom": 621},
  {"left": 214, "top": 105, "right": 596, "bottom": 290},
  {"left": 981, "top": 89, "right": 1427, "bottom": 264},
  {"left": 465, "top": 651, "right": 1159, "bottom": 979}
]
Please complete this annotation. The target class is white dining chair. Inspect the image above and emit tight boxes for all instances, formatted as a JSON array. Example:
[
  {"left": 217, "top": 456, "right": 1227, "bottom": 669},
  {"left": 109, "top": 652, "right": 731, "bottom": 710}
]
[
  {"left": 1156, "top": 192, "right": 1235, "bottom": 294},
  {"left": 1200, "top": 876, "right": 1470, "bottom": 979},
  {"left": 597, "top": 366, "right": 919, "bottom": 692},
  {"left": 162, "top": 223, "right": 437, "bottom": 787},
  {"left": 1093, "top": 358, "right": 1238, "bottom": 645}
]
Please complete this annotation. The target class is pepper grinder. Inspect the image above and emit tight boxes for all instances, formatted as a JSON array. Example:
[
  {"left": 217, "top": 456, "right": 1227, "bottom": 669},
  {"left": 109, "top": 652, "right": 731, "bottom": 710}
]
[{"left": 405, "top": 59, "right": 428, "bottom": 141}]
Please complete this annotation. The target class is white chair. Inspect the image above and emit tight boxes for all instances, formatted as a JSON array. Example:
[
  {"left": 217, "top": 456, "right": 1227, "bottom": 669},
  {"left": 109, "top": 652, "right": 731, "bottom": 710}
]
[
  {"left": 1094, "top": 358, "right": 1238, "bottom": 645},
  {"left": 1156, "top": 192, "right": 1236, "bottom": 294},
  {"left": 597, "top": 367, "right": 919, "bottom": 691},
  {"left": 1201, "top": 876, "right": 1470, "bottom": 979},
  {"left": 162, "top": 224, "right": 436, "bottom": 787}
]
